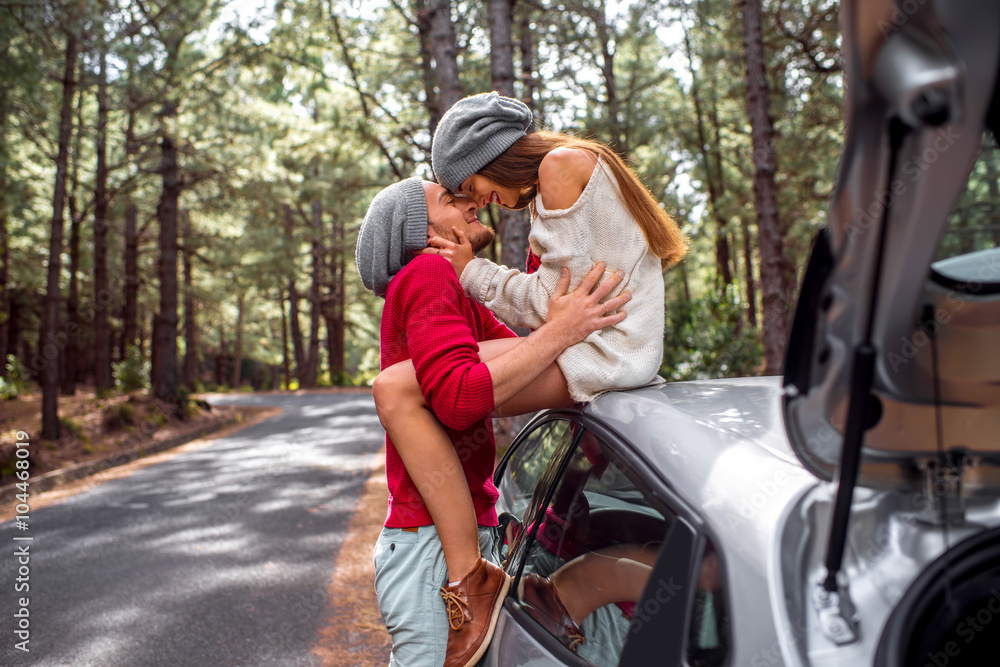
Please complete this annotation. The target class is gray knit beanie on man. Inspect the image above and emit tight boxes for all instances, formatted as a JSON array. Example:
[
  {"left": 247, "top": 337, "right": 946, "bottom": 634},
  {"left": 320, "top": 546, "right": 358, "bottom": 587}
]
[
  {"left": 431, "top": 92, "right": 534, "bottom": 193},
  {"left": 355, "top": 177, "right": 428, "bottom": 298}
]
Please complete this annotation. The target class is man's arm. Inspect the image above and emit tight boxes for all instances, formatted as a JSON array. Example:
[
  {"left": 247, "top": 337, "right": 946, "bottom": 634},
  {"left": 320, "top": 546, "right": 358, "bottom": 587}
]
[{"left": 395, "top": 258, "right": 497, "bottom": 430}]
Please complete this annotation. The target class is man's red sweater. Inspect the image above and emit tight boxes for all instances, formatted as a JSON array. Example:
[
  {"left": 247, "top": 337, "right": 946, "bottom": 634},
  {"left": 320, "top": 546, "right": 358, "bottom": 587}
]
[{"left": 380, "top": 254, "right": 517, "bottom": 528}]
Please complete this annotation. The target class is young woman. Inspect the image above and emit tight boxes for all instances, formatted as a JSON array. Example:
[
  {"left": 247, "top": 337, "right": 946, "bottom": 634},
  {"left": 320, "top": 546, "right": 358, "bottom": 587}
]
[{"left": 372, "top": 92, "right": 688, "bottom": 667}]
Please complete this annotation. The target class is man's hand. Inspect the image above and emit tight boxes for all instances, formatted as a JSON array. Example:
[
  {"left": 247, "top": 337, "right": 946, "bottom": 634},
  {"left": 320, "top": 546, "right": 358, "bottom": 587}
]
[
  {"left": 545, "top": 263, "right": 630, "bottom": 346},
  {"left": 421, "top": 227, "right": 475, "bottom": 277}
]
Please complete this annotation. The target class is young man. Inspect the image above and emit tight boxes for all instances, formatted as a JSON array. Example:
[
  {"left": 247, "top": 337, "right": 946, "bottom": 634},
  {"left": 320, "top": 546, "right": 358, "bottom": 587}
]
[{"left": 356, "top": 177, "right": 627, "bottom": 667}]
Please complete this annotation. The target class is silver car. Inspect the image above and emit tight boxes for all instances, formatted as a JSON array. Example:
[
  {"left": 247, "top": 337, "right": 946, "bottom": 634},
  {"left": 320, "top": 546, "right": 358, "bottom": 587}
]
[{"left": 482, "top": 0, "right": 1000, "bottom": 665}]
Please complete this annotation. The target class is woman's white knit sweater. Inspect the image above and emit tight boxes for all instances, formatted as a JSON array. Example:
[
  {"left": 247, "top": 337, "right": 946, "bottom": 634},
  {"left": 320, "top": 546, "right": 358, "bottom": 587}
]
[{"left": 460, "top": 158, "right": 665, "bottom": 402}]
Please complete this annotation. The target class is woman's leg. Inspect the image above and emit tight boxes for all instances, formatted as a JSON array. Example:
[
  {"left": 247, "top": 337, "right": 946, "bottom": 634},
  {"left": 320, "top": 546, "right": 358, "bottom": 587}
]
[
  {"left": 373, "top": 363, "right": 481, "bottom": 582},
  {"left": 478, "top": 339, "right": 575, "bottom": 416},
  {"left": 548, "top": 544, "right": 658, "bottom": 625},
  {"left": 372, "top": 337, "right": 574, "bottom": 581}
]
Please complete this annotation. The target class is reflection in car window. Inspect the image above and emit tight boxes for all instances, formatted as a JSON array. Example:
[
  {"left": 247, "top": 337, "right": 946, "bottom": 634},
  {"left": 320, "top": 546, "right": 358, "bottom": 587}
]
[
  {"left": 501, "top": 419, "right": 573, "bottom": 521},
  {"left": 935, "top": 132, "right": 1000, "bottom": 267},
  {"left": 515, "top": 429, "right": 671, "bottom": 667},
  {"left": 686, "top": 539, "right": 729, "bottom": 667}
]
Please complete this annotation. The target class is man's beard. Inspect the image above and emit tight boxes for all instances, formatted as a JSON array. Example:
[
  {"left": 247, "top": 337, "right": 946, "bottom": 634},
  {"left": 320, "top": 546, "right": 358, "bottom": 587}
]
[{"left": 468, "top": 224, "right": 496, "bottom": 253}]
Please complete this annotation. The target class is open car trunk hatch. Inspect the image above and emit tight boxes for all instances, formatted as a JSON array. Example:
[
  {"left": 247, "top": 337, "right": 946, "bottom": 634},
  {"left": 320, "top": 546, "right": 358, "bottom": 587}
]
[{"left": 782, "top": 0, "right": 1000, "bottom": 496}]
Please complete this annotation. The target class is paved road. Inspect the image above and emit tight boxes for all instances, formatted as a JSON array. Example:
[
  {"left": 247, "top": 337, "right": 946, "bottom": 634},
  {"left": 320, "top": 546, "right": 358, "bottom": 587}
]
[{"left": 0, "top": 392, "right": 384, "bottom": 667}]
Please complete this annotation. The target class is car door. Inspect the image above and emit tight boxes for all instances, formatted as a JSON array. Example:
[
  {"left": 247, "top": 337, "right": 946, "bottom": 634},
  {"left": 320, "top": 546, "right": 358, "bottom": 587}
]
[{"left": 483, "top": 411, "right": 731, "bottom": 667}]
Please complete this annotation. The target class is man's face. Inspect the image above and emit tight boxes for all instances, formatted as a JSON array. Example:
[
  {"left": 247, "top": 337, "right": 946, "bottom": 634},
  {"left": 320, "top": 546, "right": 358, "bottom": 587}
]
[{"left": 423, "top": 182, "right": 495, "bottom": 252}]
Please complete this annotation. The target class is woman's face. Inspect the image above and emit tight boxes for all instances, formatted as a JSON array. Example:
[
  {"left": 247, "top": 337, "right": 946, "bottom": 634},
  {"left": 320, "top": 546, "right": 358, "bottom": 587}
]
[{"left": 456, "top": 174, "right": 521, "bottom": 209}]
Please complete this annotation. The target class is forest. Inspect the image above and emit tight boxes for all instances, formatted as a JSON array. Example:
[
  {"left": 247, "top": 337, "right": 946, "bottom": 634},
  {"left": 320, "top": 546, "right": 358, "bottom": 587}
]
[{"left": 1, "top": 0, "right": 845, "bottom": 438}]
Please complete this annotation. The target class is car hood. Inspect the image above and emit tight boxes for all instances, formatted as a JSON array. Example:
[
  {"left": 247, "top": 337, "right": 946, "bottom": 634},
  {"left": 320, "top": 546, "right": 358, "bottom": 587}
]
[{"left": 782, "top": 0, "right": 1000, "bottom": 494}]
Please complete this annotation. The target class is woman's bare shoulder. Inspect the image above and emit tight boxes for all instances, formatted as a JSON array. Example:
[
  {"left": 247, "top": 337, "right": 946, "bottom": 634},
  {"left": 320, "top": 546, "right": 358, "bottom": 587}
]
[{"left": 537, "top": 147, "right": 598, "bottom": 209}]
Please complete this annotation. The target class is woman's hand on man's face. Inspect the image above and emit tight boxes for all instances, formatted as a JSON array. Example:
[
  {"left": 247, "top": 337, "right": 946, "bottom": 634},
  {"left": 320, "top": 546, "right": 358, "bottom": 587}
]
[{"left": 420, "top": 227, "right": 476, "bottom": 277}]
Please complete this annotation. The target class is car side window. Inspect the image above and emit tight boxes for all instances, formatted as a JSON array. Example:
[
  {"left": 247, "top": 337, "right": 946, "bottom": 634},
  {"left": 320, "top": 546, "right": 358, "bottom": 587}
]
[
  {"left": 496, "top": 419, "right": 574, "bottom": 522},
  {"left": 686, "top": 539, "right": 729, "bottom": 667},
  {"left": 512, "top": 428, "right": 672, "bottom": 667}
]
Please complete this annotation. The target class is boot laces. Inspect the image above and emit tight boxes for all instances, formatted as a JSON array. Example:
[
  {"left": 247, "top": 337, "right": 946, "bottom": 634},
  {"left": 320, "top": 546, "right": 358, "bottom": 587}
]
[{"left": 440, "top": 588, "right": 470, "bottom": 631}]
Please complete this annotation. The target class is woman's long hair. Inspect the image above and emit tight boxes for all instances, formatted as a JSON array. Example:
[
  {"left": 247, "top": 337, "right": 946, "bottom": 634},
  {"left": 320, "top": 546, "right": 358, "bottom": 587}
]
[{"left": 476, "top": 131, "right": 688, "bottom": 269}]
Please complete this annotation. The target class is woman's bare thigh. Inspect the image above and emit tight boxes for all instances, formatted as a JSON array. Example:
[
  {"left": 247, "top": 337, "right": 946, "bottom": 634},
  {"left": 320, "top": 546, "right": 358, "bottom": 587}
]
[
  {"left": 477, "top": 338, "right": 574, "bottom": 416},
  {"left": 379, "top": 337, "right": 575, "bottom": 416}
]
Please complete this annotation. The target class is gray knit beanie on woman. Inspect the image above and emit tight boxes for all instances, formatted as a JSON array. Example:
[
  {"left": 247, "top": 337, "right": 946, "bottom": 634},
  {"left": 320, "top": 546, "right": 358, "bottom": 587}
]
[
  {"left": 355, "top": 177, "right": 428, "bottom": 298},
  {"left": 432, "top": 92, "right": 534, "bottom": 193}
]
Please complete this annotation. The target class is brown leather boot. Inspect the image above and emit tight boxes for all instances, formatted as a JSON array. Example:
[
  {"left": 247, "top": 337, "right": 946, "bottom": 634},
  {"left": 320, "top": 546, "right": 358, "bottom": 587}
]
[
  {"left": 440, "top": 558, "right": 512, "bottom": 667},
  {"left": 518, "top": 573, "right": 586, "bottom": 652}
]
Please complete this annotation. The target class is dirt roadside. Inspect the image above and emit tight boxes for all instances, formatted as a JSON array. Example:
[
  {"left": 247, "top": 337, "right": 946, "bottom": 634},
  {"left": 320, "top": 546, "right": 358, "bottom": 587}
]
[{"left": 311, "top": 460, "right": 393, "bottom": 665}]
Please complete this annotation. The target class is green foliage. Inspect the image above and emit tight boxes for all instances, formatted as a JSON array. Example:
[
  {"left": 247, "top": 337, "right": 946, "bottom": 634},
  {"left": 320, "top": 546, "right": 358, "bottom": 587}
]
[
  {"left": 58, "top": 416, "right": 87, "bottom": 442},
  {"left": 176, "top": 385, "right": 193, "bottom": 420},
  {"left": 145, "top": 409, "right": 168, "bottom": 429},
  {"left": 662, "top": 283, "right": 763, "bottom": 381},
  {"left": 101, "top": 401, "right": 137, "bottom": 432},
  {"left": 1, "top": 0, "right": 846, "bottom": 398},
  {"left": 113, "top": 347, "right": 150, "bottom": 394},
  {"left": 0, "top": 355, "right": 33, "bottom": 400}
]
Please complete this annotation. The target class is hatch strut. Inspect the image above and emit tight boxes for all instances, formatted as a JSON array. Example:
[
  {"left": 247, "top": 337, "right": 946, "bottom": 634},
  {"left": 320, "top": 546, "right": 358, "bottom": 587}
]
[{"left": 814, "top": 119, "right": 910, "bottom": 644}]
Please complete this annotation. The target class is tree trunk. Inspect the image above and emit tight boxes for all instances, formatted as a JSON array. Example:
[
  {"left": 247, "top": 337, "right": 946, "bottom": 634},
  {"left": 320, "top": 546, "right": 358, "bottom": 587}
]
[
  {"left": 489, "top": 0, "right": 531, "bottom": 277},
  {"left": 588, "top": 2, "right": 625, "bottom": 157},
  {"left": 0, "top": 78, "right": 10, "bottom": 374},
  {"left": 280, "top": 290, "right": 290, "bottom": 390},
  {"left": 93, "top": 45, "right": 112, "bottom": 392},
  {"left": 215, "top": 325, "right": 227, "bottom": 387},
  {"left": 7, "top": 293, "right": 21, "bottom": 369},
  {"left": 284, "top": 205, "right": 306, "bottom": 381},
  {"left": 151, "top": 99, "right": 181, "bottom": 402},
  {"left": 415, "top": 0, "right": 441, "bottom": 131},
  {"left": 518, "top": 8, "right": 538, "bottom": 124},
  {"left": 683, "top": 23, "right": 732, "bottom": 287},
  {"left": 678, "top": 258, "right": 691, "bottom": 304},
  {"left": 122, "top": 66, "right": 139, "bottom": 356},
  {"left": 289, "top": 281, "right": 305, "bottom": 382},
  {"left": 123, "top": 202, "right": 139, "bottom": 352},
  {"left": 62, "top": 70, "right": 88, "bottom": 395},
  {"left": 303, "top": 196, "right": 322, "bottom": 388},
  {"left": 41, "top": 32, "right": 78, "bottom": 440},
  {"left": 325, "top": 214, "right": 346, "bottom": 383},
  {"left": 741, "top": 216, "right": 758, "bottom": 328},
  {"left": 740, "top": 0, "right": 791, "bottom": 374},
  {"left": 231, "top": 294, "right": 244, "bottom": 389},
  {"left": 62, "top": 200, "right": 81, "bottom": 395},
  {"left": 429, "top": 0, "right": 463, "bottom": 111},
  {"left": 488, "top": 0, "right": 515, "bottom": 94},
  {"left": 182, "top": 217, "right": 197, "bottom": 389}
]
